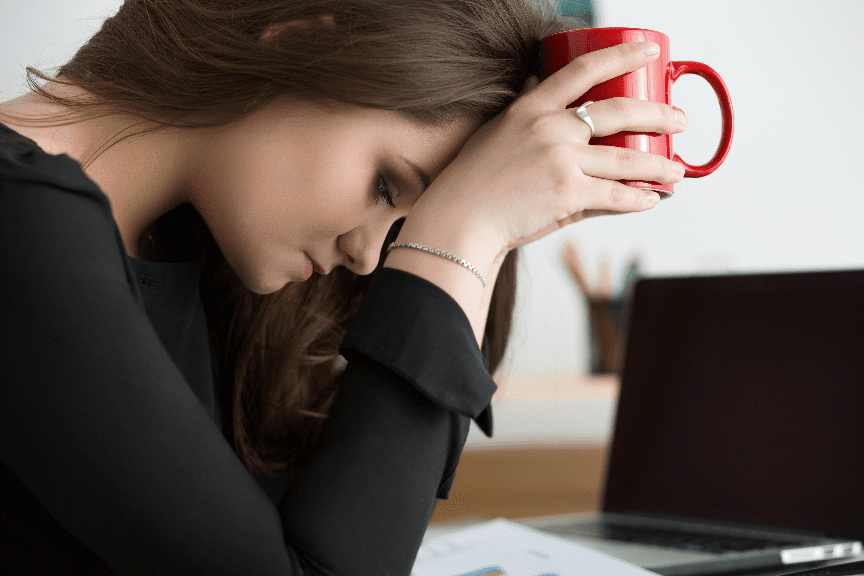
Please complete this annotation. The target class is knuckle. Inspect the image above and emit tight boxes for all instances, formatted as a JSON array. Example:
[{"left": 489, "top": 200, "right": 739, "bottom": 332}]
[
  {"left": 609, "top": 97, "right": 632, "bottom": 117},
  {"left": 544, "top": 144, "right": 579, "bottom": 189},
  {"left": 559, "top": 169, "right": 580, "bottom": 192},
  {"left": 569, "top": 56, "right": 591, "bottom": 77},
  {"left": 528, "top": 114, "right": 558, "bottom": 139},
  {"left": 545, "top": 141, "right": 574, "bottom": 168},
  {"left": 608, "top": 181, "right": 628, "bottom": 205},
  {"left": 614, "top": 147, "right": 644, "bottom": 172}
]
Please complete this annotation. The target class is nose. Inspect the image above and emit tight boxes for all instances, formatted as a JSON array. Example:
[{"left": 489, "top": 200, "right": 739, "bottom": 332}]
[{"left": 339, "top": 215, "right": 404, "bottom": 276}]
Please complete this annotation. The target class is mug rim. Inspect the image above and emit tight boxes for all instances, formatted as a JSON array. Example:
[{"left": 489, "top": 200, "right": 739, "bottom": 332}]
[{"left": 542, "top": 27, "right": 668, "bottom": 42}]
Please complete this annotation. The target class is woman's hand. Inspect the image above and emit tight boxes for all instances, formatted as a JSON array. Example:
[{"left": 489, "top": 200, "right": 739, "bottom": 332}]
[{"left": 415, "top": 41, "right": 687, "bottom": 260}]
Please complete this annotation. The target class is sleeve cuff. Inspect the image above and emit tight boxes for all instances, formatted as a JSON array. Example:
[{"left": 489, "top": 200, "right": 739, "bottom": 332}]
[{"left": 339, "top": 267, "right": 495, "bottom": 437}]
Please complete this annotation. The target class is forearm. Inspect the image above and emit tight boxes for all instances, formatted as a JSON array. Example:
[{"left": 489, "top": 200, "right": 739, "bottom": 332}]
[
  {"left": 274, "top": 265, "right": 498, "bottom": 573},
  {"left": 278, "top": 355, "right": 469, "bottom": 575},
  {"left": 383, "top": 215, "right": 504, "bottom": 350}
]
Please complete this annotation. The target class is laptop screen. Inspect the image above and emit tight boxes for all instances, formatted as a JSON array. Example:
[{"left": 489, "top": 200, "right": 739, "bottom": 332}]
[{"left": 603, "top": 269, "right": 864, "bottom": 537}]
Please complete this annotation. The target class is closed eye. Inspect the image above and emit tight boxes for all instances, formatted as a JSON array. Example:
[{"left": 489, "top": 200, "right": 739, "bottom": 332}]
[{"left": 374, "top": 173, "right": 396, "bottom": 209}]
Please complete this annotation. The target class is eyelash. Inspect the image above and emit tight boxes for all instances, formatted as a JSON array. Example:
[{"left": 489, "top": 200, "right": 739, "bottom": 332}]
[{"left": 374, "top": 174, "right": 396, "bottom": 210}]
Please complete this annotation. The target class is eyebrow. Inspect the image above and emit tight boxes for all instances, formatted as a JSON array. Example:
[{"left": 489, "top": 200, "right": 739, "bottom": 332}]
[{"left": 400, "top": 155, "right": 431, "bottom": 196}]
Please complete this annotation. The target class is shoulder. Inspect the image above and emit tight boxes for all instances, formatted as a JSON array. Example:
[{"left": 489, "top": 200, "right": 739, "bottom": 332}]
[
  {"left": 1, "top": 121, "right": 112, "bottom": 213},
  {"left": 1, "top": 122, "right": 139, "bottom": 300}
]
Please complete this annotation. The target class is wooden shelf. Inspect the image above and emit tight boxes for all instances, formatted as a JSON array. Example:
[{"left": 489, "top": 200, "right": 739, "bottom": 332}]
[
  {"left": 492, "top": 374, "right": 619, "bottom": 401},
  {"left": 464, "top": 374, "right": 620, "bottom": 449},
  {"left": 430, "top": 444, "right": 608, "bottom": 524}
]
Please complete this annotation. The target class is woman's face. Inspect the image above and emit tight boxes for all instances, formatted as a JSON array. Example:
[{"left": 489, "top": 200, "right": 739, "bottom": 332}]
[{"left": 191, "top": 98, "right": 481, "bottom": 294}]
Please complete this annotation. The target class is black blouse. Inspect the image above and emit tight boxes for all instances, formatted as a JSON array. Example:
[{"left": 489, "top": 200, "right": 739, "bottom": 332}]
[{"left": 0, "top": 122, "right": 496, "bottom": 575}]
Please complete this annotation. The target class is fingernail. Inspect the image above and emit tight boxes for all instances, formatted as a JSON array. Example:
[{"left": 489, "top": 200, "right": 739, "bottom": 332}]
[
  {"left": 648, "top": 191, "right": 660, "bottom": 203},
  {"left": 642, "top": 42, "right": 660, "bottom": 56}
]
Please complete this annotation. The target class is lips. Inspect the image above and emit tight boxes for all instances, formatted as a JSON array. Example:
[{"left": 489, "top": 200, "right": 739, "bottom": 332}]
[{"left": 306, "top": 253, "right": 327, "bottom": 274}]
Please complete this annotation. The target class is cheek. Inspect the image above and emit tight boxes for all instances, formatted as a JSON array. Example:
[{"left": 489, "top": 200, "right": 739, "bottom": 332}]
[
  {"left": 191, "top": 115, "right": 373, "bottom": 288},
  {"left": 302, "top": 157, "right": 371, "bottom": 234},
  {"left": 187, "top": 148, "right": 299, "bottom": 290}
]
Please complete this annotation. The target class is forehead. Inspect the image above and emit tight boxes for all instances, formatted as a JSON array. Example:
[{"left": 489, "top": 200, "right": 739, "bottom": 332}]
[
  {"left": 295, "top": 100, "right": 472, "bottom": 140},
  {"left": 271, "top": 95, "right": 479, "bottom": 144},
  {"left": 355, "top": 105, "right": 476, "bottom": 148},
  {"left": 261, "top": 96, "right": 482, "bottom": 181}
]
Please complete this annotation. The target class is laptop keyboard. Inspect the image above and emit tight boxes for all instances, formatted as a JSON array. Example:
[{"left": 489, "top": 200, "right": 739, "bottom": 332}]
[{"left": 544, "top": 523, "right": 796, "bottom": 554}]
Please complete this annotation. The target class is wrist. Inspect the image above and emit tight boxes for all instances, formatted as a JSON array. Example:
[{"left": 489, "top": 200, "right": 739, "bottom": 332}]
[
  {"left": 390, "top": 205, "right": 499, "bottom": 279},
  {"left": 383, "top": 211, "right": 498, "bottom": 348},
  {"left": 387, "top": 241, "right": 488, "bottom": 287}
]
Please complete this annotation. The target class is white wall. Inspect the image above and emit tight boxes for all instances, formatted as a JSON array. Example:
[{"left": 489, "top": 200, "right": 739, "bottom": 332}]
[
  {"left": 4, "top": 1, "right": 863, "bottom": 378},
  {"left": 1, "top": 1, "right": 121, "bottom": 95},
  {"left": 505, "top": 0, "right": 864, "bottom": 377}
]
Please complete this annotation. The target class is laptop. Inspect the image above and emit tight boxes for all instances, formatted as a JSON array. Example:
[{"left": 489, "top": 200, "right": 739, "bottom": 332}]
[{"left": 522, "top": 269, "right": 864, "bottom": 575}]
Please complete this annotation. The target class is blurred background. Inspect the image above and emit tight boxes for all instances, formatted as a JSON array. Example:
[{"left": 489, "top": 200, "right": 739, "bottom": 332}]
[
  {"left": 510, "top": 0, "right": 864, "bottom": 376},
  {"left": 6, "top": 0, "right": 862, "bottom": 378},
  {"left": 4, "top": 0, "right": 864, "bottom": 522}
]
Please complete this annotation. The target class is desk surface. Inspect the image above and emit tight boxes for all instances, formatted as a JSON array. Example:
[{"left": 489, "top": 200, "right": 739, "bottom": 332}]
[{"left": 429, "top": 376, "right": 863, "bottom": 575}]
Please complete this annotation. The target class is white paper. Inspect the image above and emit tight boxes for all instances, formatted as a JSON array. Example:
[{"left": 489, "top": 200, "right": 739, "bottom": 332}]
[{"left": 412, "top": 518, "right": 659, "bottom": 576}]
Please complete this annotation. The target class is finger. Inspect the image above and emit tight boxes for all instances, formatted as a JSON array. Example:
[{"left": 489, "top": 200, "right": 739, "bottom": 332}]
[
  {"left": 579, "top": 145, "right": 685, "bottom": 185},
  {"left": 578, "top": 209, "right": 628, "bottom": 219},
  {"left": 574, "top": 98, "right": 687, "bottom": 138},
  {"left": 532, "top": 41, "right": 661, "bottom": 111},
  {"left": 579, "top": 176, "right": 661, "bottom": 213}
]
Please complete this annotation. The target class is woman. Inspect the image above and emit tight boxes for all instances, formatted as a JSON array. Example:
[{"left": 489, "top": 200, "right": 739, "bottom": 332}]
[{"left": 0, "top": 0, "right": 685, "bottom": 573}]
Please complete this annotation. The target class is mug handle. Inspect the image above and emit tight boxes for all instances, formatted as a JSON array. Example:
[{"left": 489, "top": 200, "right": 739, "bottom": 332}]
[{"left": 669, "top": 61, "right": 734, "bottom": 177}]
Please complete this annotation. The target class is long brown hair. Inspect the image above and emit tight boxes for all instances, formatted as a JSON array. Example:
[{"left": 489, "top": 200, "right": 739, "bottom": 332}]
[{"left": 0, "top": 0, "right": 585, "bottom": 476}]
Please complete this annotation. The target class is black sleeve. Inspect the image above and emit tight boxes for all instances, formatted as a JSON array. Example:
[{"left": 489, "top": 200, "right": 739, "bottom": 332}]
[
  {"left": 0, "top": 146, "right": 496, "bottom": 575},
  {"left": 276, "top": 267, "right": 496, "bottom": 575}
]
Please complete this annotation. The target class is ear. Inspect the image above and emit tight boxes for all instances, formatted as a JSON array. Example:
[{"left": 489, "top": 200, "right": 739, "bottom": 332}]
[{"left": 258, "top": 15, "right": 335, "bottom": 43}]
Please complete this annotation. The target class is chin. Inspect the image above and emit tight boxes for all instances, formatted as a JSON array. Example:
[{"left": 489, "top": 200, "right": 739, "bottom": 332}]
[
  {"left": 236, "top": 269, "right": 288, "bottom": 295},
  {"left": 247, "top": 279, "right": 288, "bottom": 295},
  {"left": 222, "top": 252, "right": 286, "bottom": 295}
]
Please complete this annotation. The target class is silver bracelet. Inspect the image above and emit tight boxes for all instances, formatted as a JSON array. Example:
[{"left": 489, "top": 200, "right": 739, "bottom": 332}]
[{"left": 386, "top": 242, "right": 487, "bottom": 287}]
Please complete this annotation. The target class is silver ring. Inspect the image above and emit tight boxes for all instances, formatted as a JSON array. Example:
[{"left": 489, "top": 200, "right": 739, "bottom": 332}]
[{"left": 575, "top": 100, "right": 596, "bottom": 139}]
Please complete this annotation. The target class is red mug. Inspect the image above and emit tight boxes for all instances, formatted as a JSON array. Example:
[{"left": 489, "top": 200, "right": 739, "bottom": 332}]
[{"left": 539, "top": 27, "right": 734, "bottom": 198}]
